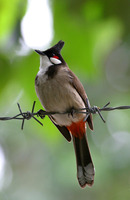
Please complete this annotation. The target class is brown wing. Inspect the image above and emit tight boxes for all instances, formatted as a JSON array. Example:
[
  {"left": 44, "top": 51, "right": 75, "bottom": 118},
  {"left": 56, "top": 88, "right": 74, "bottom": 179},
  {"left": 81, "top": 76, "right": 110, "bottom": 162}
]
[
  {"left": 49, "top": 116, "right": 71, "bottom": 142},
  {"left": 68, "top": 69, "right": 93, "bottom": 130}
]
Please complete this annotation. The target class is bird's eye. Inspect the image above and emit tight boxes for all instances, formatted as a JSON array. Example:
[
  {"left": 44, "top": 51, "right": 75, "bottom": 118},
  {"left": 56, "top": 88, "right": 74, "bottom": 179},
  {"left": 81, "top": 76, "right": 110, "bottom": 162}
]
[{"left": 52, "top": 55, "right": 59, "bottom": 59}]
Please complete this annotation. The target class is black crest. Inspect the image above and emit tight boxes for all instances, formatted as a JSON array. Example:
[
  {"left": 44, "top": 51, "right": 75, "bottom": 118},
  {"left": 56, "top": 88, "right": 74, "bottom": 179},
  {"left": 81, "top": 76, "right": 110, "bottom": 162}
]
[
  {"left": 44, "top": 40, "right": 65, "bottom": 55},
  {"left": 51, "top": 40, "right": 64, "bottom": 53},
  {"left": 35, "top": 40, "right": 65, "bottom": 58}
]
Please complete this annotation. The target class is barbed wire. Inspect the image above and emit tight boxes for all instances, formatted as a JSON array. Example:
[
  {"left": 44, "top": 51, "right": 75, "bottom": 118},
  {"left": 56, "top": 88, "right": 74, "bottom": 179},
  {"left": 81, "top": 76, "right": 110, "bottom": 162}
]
[{"left": 0, "top": 101, "right": 130, "bottom": 130}]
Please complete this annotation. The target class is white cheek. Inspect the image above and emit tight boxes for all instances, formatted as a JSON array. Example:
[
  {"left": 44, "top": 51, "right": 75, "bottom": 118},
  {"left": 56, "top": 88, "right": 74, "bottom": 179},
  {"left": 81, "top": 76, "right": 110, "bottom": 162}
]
[{"left": 50, "top": 57, "right": 62, "bottom": 65}]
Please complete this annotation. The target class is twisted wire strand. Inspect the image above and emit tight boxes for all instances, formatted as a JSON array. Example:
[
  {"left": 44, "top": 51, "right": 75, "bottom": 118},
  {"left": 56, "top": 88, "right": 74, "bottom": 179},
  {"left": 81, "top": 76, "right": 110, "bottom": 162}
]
[{"left": 0, "top": 101, "right": 130, "bottom": 129}]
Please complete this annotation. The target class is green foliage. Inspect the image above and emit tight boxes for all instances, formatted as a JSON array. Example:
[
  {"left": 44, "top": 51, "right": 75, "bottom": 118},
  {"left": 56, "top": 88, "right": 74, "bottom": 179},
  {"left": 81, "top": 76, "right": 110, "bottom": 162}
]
[
  {"left": 0, "top": 0, "right": 27, "bottom": 45},
  {"left": 53, "top": 0, "right": 123, "bottom": 79},
  {"left": 0, "top": 0, "right": 130, "bottom": 199}
]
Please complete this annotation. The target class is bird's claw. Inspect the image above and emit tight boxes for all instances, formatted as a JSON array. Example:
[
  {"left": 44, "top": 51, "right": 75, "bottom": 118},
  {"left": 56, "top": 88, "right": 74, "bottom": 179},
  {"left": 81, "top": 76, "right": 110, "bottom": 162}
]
[
  {"left": 68, "top": 108, "right": 76, "bottom": 118},
  {"left": 37, "top": 109, "right": 46, "bottom": 119}
]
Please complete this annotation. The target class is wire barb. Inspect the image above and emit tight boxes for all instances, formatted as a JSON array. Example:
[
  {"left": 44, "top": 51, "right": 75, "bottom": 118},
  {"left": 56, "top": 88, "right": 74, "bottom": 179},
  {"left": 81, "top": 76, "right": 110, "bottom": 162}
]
[
  {"left": 0, "top": 101, "right": 130, "bottom": 129},
  {"left": 0, "top": 101, "right": 43, "bottom": 130}
]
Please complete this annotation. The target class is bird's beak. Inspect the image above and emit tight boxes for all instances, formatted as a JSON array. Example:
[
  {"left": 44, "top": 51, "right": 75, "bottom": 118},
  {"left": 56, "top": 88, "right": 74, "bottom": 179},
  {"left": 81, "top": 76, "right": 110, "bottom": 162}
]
[{"left": 35, "top": 50, "right": 45, "bottom": 56}]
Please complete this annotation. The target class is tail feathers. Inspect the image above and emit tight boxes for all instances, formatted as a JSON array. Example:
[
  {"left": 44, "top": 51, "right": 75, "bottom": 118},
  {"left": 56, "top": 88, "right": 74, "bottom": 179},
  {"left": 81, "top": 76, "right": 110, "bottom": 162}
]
[
  {"left": 77, "top": 163, "right": 94, "bottom": 187},
  {"left": 73, "top": 134, "right": 95, "bottom": 188}
]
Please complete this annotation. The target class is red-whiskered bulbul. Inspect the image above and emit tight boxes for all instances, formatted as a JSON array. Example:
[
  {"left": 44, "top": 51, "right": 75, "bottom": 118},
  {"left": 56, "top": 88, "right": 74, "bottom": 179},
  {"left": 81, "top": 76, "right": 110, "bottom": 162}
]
[{"left": 35, "top": 41, "right": 95, "bottom": 188}]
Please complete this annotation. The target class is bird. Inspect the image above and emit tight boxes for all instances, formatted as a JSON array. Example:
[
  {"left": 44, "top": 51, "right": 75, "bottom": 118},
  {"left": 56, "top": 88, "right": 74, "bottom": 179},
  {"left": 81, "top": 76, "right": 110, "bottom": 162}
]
[{"left": 35, "top": 40, "right": 95, "bottom": 188}]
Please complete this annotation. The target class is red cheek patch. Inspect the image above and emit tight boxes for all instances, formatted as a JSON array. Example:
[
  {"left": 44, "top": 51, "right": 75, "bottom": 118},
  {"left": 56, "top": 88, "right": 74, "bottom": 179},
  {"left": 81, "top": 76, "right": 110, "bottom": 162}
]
[{"left": 53, "top": 55, "right": 59, "bottom": 59}]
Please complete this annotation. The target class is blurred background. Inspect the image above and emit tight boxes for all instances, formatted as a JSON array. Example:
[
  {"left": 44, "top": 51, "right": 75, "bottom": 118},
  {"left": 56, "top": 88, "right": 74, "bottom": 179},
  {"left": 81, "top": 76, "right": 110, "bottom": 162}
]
[{"left": 0, "top": 0, "right": 130, "bottom": 199}]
